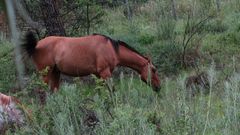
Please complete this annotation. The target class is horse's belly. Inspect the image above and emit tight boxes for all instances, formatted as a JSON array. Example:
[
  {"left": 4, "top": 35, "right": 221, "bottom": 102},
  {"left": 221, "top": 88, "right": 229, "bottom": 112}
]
[
  {"left": 61, "top": 70, "right": 91, "bottom": 77},
  {"left": 60, "top": 66, "right": 95, "bottom": 77},
  {"left": 57, "top": 59, "right": 97, "bottom": 77}
]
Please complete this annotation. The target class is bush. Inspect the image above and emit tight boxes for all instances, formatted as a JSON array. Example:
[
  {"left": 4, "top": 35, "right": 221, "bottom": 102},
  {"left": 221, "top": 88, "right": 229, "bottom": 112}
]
[
  {"left": 138, "top": 34, "right": 155, "bottom": 45},
  {"left": 218, "top": 31, "right": 240, "bottom": 45},
  {"left": 204, "top": 19, "right": 228, "bottom": 33},
  {"left": 153, "top": 41, "right": 182, "bottom": 75},
  {"left": 156, "top": 18, "right": 176, "bottom": 40}
]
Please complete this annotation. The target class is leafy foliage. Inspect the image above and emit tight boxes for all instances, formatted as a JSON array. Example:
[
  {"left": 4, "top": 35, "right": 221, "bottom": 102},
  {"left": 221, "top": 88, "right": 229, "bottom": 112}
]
[
  {"left": 204, "top": 19, "right": 228, "bottom": 33},
  {"left": 65, "top": 0, "right": 106, "bottom": 35},
  {"left": 0, "top": 42, "right": 16, "bottom": 92},
  {"left": 154, "top": 41, "right": 182, "bottom": 75}
]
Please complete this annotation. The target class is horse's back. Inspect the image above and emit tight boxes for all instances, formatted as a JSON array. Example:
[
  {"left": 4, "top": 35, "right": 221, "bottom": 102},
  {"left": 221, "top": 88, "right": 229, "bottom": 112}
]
[{"left": 37, "top": 34, "right": 110, "bottom": 48}]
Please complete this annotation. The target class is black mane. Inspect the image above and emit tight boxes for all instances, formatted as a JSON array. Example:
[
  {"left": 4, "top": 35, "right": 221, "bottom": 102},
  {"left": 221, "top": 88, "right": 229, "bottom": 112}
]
[
  {"left": 93, "top": 33, "right": 119, "bottom": 52},
  {"left": 92, "top": 33, "right": 148, "bottom": 60}
]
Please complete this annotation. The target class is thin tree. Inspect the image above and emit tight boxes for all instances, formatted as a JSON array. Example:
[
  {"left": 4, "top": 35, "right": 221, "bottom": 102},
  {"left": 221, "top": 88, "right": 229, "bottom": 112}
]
[
  {"left": 125, "top": 0, "right": 132, "bottom": 20},
  {"left": 216, "top": 0, "right": 221, "bottom": 12},
  {"left": 171, "top": 0, "right": 177, "bottom": 20},
  {"left": 5, "top": 0, "right": 25, "bottom": 90}
]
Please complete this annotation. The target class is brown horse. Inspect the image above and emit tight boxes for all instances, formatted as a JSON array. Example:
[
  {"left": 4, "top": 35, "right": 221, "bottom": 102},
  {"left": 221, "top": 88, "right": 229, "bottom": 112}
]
[{"left": 21, "top": 32, "right": 161, "bottom": 92}]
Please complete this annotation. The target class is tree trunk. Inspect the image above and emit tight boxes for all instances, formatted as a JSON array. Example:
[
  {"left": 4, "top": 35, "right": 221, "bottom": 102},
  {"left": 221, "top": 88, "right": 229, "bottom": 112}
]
[
  {"left": 216, "top": 0, "right": 221, "bottom": 12},
  {"left": 5, "top": 0, "right": 25, "bottom": 90},
  {"left": 86, "top": 3, "right": 90, "bottom": 35},
  {"left": 0, "top": 10, "right": 8, "bottom": 38},
  {"left": 40, "top": 0, "right": 65, "bottom": 36},
  {"left": 125, "top": 0, "right": 132, "bottom": 20},
  {"left": 171, "top": 0, "right": 177, "bottom": 20}
]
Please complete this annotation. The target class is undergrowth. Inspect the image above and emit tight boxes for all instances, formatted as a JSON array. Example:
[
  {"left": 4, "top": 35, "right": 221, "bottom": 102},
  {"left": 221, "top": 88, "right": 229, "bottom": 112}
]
[{"left": 6, "top": 65, "right": 239, "bottom": 135}]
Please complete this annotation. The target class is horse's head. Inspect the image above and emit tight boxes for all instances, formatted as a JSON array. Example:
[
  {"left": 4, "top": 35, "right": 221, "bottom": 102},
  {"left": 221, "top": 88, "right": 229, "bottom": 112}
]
[{"left": 141, "top": 61, "right": 161, "bottom": 92}]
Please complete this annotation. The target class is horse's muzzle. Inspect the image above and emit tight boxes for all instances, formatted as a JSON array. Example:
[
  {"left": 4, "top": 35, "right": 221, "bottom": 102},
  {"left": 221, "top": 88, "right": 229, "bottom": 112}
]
[{"left": 153, "top": 86, "right": 161, "bottom": 92}]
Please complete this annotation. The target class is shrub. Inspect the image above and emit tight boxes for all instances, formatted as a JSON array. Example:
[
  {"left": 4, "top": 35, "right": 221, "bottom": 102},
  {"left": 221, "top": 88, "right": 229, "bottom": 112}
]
[
  {"left": 156, "top": 18, "right": 176, "bottom": 40},
  {"left": 138, "top": 34, "right": 155, "bottom": 45},
  {"left": 217, "top": 31, "right": 240, "bottom": 45},
  {"left": 204, "top": 19, "right": 228, "bottom": 33},
  {"left": 153, "top": 41, "right": 182, "bottom": 75}
]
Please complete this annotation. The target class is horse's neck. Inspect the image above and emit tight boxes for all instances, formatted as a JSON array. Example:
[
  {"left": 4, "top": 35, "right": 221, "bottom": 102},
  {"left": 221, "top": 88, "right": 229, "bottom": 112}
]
[{"left": 117, "top": 46, "right": 148, "bottom": 73}]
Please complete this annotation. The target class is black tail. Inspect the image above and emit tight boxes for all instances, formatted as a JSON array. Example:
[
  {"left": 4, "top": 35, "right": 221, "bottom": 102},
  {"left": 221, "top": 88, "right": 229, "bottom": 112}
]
[{"left": 21, "top": 31, "right": 37, "bottom": 56}]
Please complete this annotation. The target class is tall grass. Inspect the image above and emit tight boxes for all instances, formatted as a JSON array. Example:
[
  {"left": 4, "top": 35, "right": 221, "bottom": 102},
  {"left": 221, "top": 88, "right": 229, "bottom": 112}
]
[
  {"left": 0, "top": 40, "right": 16, "bottom": 93},
  {"left": 7, "top": 66, "right": 238, "bottom": 134}
]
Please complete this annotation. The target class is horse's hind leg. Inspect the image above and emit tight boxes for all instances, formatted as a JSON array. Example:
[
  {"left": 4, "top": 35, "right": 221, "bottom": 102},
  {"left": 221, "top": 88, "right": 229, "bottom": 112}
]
[
  {"left": 37, "top": 64, "right": 60, "bottom": 93},
  {"left": 43, "top": 76, "right": 49, "bottom": 85},
  {"left": 42, "top": 66, "right": 60, "bottom": 92}
]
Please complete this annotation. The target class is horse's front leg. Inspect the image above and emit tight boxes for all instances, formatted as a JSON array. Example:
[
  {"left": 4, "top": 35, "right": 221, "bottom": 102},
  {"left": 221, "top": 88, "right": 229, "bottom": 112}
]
[
  {"left": 98, "top": 68, "right": 112, "bottom": 80},
  {"left": 98, "top": 67, "right": 113, "bottom": 89},
  {"left": 98, "top": 67, "right": 115, "bottom": 93}
]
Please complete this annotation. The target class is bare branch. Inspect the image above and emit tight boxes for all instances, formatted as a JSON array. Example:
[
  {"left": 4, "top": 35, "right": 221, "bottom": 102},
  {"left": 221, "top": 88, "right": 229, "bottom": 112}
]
[{"left": 181, "top": 15, "right": 211, "bottom": 68}]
